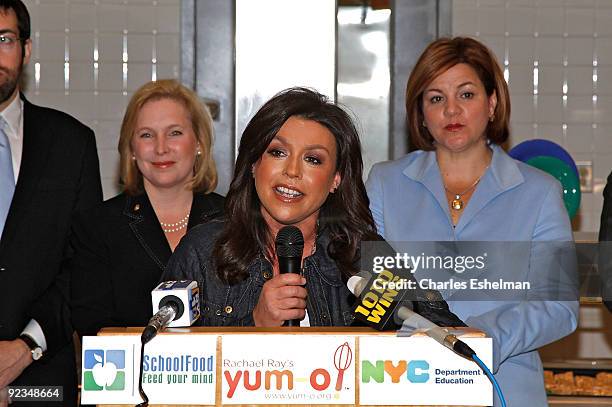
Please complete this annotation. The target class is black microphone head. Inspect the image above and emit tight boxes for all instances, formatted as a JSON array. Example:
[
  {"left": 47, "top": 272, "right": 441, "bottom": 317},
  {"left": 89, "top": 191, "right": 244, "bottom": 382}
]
[{"left": 275, "top": 226, "right": 305, "bottom": 257}]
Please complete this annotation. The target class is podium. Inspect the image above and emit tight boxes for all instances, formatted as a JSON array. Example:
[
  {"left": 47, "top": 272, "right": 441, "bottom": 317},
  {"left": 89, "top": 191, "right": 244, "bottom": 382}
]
[{"left": 81, "top": 327, "right": 492, "bottom": 406}]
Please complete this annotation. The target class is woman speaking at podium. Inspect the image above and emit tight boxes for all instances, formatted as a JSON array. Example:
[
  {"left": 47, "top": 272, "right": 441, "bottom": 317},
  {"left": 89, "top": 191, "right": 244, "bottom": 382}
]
[
  {"left": 163, "top": 87, "right": 377, "bottom": 327},
  {"left": 365, "top": 37, "right": 578, "bottom": 406},
  {"left": 163, "top": 87, "right": 463, "bottom": 328},
  {"left": 70, "top": 80, "right": 224, "bottom": 337}
]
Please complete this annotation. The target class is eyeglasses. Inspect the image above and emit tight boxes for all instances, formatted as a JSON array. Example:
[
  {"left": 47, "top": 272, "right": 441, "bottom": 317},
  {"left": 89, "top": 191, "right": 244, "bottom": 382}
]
[{"left": 0, "top": 34, "right": 22, "bottom": 52}]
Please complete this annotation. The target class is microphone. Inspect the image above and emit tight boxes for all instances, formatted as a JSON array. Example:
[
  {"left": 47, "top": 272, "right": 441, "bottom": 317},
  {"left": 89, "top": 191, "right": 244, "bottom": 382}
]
[
  {"left": 348, "top": 274, "right": 475, "bottom": 359},
  {"left": 141, "top": 305, "right": 176, "bottom": 344},
  {"left": 141, "top": 280, "right": 200, "bottom": 344},
  {"left": 348, "top": 265, "right": 416, "bottom": 331},
  {"left": 275, "top": 226, "right": 305, "bottom": 327}
]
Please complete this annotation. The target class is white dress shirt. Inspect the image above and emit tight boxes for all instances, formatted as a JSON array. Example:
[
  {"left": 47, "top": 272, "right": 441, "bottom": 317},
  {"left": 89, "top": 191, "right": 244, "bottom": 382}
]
[{"left": 1, "top": 93, "right": 23, "bottom": 182}]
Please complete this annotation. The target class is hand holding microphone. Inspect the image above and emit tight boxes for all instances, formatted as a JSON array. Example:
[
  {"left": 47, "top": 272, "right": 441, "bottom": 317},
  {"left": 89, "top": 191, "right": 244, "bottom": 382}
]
[
  {"left": 253, "top": 226, "right": 307, "bottom": 327},
  {"left": 253, "top": 273, "right": 307, "bottom": 327}
]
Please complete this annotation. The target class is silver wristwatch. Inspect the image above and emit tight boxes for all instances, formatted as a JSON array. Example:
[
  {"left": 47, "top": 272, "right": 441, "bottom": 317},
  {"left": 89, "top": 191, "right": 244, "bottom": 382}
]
[{"left": 19, "top": 334, "right": 43, "bottom": 361}]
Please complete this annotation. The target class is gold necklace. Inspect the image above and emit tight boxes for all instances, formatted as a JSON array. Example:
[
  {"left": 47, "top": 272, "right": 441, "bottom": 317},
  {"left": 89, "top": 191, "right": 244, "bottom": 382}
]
[{"left": 443, "top": 170, "right": 488, "bottom": 211}]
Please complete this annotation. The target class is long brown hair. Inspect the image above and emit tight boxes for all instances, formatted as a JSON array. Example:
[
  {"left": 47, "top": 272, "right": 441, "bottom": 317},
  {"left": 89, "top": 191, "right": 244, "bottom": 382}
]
[
  {"left": 406, "top": 37, "right": 510, "bottom": 151},
  {"left": 213, "top": 87, "right": 377, "bottom": 284}
]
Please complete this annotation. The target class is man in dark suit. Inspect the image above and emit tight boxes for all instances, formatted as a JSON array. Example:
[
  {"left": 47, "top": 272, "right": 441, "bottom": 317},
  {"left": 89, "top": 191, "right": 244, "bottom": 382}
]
[
  {"left": 0, "top": 1, "right": 102, "bottom": 405},
  {"left": 598, "top": 171, "right": 612, "bottom": 313}
]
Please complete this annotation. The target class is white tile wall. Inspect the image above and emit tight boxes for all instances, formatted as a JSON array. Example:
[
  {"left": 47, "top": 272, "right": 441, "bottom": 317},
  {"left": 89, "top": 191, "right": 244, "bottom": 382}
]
[
  {"left": 22, "top": 0, "right": 181, "bottom": 199},
  {"left": 535, "top": 6, "right": 564, "bottom": 35},
  {"left": 454, "top": 0, "right": 612, "bottom": 233}
]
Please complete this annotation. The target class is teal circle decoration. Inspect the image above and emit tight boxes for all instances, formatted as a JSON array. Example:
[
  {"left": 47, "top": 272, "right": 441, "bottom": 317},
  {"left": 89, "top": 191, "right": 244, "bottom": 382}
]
[{"left": 525, "top": 155, "right": 581, "bottom": 219}]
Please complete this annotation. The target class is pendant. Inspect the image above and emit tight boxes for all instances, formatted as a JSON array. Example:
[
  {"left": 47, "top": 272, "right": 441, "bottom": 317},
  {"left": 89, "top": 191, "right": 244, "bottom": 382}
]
[{"left": 451, "top": 195, "right": 463, "bottom": 211}]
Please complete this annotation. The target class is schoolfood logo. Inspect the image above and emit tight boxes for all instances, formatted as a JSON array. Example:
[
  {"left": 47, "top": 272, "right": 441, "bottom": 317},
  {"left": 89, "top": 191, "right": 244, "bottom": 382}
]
[
  {"left": 224, "top": 342, "right": 353, "bottom": 398},
  {"left": 362, "top": 360, "right": 481, "bottom": 385},
  {"left": 141, "top": 354, "right": 214, "bottom": 385},
  {"left": 83, "top": 350, "right": 125, "bottom": 391}
]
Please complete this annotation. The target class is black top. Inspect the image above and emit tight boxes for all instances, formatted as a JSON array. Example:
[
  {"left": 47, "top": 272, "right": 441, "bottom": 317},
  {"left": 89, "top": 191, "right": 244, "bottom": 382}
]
[
  {"left": 70, "top": 191, "right": 224, "bottom": 336},
  {"left": 598, "top": 171, "right": 612, "bottom": 313}
]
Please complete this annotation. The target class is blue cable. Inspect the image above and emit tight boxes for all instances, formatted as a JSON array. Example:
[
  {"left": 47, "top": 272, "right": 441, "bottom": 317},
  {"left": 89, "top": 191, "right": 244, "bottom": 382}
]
[{"left": 472, "top": 354, "right": 506, "bottom": 407}]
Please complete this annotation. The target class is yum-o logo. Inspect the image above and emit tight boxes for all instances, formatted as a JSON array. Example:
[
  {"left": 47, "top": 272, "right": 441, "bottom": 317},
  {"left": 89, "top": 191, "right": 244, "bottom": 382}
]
[
  {"left": 224, "top": 342, "right": 353, "bottom": 398},
  {"left": 362, "top": 360, "right": 430, "bottom": 384}
]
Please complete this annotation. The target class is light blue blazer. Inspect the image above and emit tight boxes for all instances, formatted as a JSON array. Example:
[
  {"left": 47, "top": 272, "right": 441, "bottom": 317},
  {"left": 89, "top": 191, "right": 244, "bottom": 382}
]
[{"left": 366, "top": 144, "right": 578, "bottom": 407}]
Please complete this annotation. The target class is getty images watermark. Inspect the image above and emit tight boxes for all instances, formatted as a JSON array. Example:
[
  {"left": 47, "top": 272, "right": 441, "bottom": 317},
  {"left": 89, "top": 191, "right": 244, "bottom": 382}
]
[
  {"left": 361, "top": 241, "right": 581, "bottom": 301},
  {"left": 370, "top": 250, "right": 533, "bottom": 291}
]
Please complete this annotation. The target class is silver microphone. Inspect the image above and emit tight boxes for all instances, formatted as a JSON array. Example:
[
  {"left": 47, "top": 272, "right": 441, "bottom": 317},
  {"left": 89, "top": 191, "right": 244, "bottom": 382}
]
[
  {"left": 348, "top": 274, "right": 474, "bottom": 358},
  {"left": 148, "top": 304, "right": 177, "bottom": 331},
  {"left": 141, "top": 304, "right": 177, "bottom": 344}
]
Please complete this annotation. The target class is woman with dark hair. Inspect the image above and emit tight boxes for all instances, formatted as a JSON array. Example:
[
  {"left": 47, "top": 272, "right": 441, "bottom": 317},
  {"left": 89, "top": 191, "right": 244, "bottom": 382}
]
[
  {"left": 163, "top": 87, "right": 464, "bottom": 327},
  {"left": 366, "top": 37, "right": 578, "bottom": 406}
]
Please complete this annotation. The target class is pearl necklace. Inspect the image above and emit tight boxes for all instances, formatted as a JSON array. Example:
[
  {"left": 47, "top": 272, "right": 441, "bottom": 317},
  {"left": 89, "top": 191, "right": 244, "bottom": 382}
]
[{"left": 160, "top": 213, "right": 189, "bottom": 233}]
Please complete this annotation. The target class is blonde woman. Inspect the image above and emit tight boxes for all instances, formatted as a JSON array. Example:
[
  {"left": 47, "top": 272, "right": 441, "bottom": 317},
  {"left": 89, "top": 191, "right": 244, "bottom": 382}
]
[{"left": 71, "top": 79, "right": 223, "bottom": 336}]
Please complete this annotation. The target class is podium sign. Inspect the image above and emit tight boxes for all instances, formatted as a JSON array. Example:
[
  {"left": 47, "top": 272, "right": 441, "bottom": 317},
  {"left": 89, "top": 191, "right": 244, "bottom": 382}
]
[
  {"left": 81, "top": 334, "right": 217, "bottom": 405},
  {"left": 359, "top": 336, "right": 493, "bottom": 406},
  {"left": 222, "top": 335, "right": 356, "bottom": 404},
  {"left": 81, "top": 328, "right": 491, "bottom": 406}
]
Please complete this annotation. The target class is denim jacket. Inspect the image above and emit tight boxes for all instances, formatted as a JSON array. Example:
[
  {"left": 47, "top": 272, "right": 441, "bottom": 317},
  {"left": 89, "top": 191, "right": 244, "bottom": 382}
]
[{"left": 161, "top": 219, "right": 357, "bottom": 327}]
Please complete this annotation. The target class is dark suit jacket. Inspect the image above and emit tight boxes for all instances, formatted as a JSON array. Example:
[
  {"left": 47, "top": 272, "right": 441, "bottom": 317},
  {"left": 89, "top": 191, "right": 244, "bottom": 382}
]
[
  {"left": 0, "top": 97, "right": 102, "bottom": 404},
  {"left": 70, "top": 191, "right": 224, "bottom": 337},
  {"left": 598, "top": 171, "right": 612, "bottom": 312}
]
